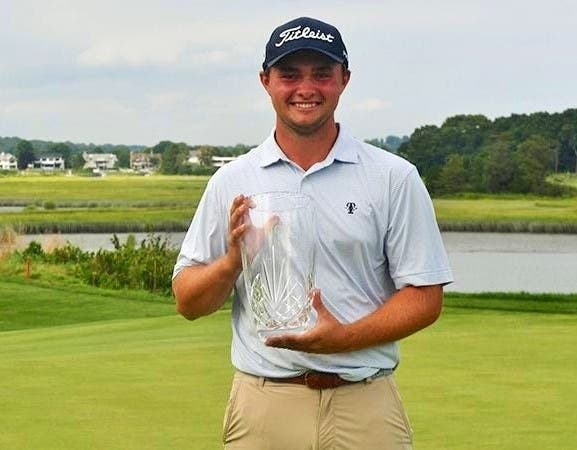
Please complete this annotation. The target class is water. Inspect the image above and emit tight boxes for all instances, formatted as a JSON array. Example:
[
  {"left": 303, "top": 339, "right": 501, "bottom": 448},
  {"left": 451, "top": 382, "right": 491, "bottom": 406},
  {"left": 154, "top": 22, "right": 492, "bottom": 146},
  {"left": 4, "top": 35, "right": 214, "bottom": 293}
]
[
  {"left": 15, "top": 231, "right": 577, "bottom": 294},
  {"left": 18, "top": 232, "right": 186, "bottom": 252},
  {"left": 442, "top": 232, "right": 577, "bottom": 294}
]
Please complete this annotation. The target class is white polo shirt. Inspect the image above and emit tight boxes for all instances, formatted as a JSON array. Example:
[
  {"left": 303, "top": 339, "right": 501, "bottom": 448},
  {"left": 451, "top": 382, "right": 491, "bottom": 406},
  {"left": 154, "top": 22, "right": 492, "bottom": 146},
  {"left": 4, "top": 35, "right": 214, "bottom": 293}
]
[{"left": 174, "top": 126, "right": 453, "bottom": 380}]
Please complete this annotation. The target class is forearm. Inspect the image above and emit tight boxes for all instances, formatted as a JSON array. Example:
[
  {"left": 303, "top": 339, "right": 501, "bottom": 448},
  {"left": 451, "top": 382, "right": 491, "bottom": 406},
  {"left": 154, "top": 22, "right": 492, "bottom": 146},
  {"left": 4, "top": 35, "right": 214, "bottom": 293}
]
[
  {"left": 265, "top": 284, "right": 444, "bottom": 353},
  {"left": 342, "top": 285, "right": 443, "bottom": 352},
  {"left": 172, "top": 255, "right": 241, "bottom": 320}
]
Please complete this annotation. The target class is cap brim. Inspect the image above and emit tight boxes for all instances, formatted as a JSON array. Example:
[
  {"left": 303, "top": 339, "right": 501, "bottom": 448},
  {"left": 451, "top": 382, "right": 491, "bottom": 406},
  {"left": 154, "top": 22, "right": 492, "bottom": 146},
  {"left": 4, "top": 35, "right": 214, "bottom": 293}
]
[{"left": 263, "top": 47, "right": 346, "bottom": 70}]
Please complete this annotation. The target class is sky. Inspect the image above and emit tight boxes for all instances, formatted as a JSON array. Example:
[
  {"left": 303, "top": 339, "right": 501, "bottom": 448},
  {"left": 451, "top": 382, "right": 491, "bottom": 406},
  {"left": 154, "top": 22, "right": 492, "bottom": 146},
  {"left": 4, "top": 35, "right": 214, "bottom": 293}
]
[{"left": 1, "top": 0, "right": 576, "bottom": 147}]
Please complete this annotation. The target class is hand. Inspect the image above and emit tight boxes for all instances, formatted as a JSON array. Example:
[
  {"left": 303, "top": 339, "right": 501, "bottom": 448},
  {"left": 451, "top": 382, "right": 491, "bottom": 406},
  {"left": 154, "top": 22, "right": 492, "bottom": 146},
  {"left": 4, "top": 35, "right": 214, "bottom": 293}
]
[
  {"left": 265, "top": 289, "right": 351, "bottom": 354},
  {"left": 225, "top": 194, "right": 251, "bottom": 274},
  {"left": 226, "top": 194, "right": 279, "bottom": 273}
]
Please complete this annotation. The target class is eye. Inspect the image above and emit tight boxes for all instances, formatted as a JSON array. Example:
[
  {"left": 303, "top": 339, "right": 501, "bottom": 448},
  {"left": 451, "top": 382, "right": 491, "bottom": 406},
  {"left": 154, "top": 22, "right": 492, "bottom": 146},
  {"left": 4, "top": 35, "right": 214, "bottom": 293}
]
[{"left": 314, "top": 71, "right": 332, "bottom": 81}]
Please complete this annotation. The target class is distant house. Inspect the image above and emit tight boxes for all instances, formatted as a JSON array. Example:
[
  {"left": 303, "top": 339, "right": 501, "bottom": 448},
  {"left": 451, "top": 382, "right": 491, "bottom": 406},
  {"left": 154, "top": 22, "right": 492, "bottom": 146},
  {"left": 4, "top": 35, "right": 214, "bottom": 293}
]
[
  {"left": 130, "top": 152, "right": 157, "bottom": 172},
  {"left": 0, "top": 152, "right": 17, "bottom": 170},
  {"left": 211, "top": 156, "right": 238, "bottom": 167},
  {"left": 83, "top": 152, "right": 118, "bottom": 170},
  {"left": 32, "top": 155, "right": 65, "bottom": 171},
  {"left": 187, "top": 150, "right": 238, "bottom": 168},
  {"left": 187, "top": 150, "right": 200, "bottom": 165}
]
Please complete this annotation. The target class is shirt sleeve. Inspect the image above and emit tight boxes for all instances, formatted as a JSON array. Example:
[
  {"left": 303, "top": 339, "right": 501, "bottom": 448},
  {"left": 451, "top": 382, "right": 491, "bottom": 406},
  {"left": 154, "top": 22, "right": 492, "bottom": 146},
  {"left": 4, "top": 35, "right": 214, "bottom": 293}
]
[
  {"left": 172, "top": 177, "right": 228, "bottom": 279},
  {"left": 385, "top": 168, "right": 454, "bottom": 289}
]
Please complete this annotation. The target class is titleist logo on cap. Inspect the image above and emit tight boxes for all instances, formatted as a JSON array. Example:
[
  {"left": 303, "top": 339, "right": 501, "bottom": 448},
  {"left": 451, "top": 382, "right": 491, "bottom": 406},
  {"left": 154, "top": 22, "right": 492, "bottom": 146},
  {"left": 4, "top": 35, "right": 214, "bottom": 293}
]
[
  {"left": 275, "top": 25, "right": 335, "bottom": 48},
  {"left": 262, "top": 17, "right": 348, "bottom": 70}
]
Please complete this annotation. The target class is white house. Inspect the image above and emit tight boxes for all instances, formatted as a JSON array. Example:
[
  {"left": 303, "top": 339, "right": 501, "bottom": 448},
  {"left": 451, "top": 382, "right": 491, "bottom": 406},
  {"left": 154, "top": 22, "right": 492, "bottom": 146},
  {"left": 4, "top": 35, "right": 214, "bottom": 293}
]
[
  {"left": 187, "top": 150, "right": 238, "bottom": 167},
  {"left": 212, "top": 156, "right": 238, "bottom": 167},
  {"left": 32, "top": 156, "right": 65, "bottom": 170},
  {"left": 83, "top": 152, "right": 118, "bottom": 170},
  {"left": 0, "top": 152, "right": 17, "bottom": 170},
  {"left": 187, "top": 150, "right": 200, "bottom": 165}
]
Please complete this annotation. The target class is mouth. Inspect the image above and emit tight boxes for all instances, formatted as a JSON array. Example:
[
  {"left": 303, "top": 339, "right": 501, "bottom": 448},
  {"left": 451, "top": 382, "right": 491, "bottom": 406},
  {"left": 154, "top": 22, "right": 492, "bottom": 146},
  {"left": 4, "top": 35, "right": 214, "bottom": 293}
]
[{"left": 291, "top": 101, "right": 321, "bottom": 110}]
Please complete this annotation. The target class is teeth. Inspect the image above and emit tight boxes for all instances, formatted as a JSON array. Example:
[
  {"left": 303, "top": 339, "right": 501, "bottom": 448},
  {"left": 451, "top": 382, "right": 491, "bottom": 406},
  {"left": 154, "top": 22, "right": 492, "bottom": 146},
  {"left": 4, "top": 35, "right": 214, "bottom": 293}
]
[{"left": 294, "top": 103, "right": 317, "bottom": 109}]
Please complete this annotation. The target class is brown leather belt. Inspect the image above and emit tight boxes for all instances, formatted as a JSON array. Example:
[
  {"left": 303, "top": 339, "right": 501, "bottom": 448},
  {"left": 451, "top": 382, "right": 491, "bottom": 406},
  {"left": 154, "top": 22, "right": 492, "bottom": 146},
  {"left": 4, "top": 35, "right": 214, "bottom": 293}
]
[{"left": 266, "top": 371, "right": 356, "bottom": 390}]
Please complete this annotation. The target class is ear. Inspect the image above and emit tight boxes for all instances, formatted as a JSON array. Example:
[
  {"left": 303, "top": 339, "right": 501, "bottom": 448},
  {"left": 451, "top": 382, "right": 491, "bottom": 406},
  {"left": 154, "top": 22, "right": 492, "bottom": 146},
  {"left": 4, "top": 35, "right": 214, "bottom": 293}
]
[
  {"left": 341, "top": 68, "right": 351, "bottom": 89},
  {"left": 259, "top": 70, "right": 271, "bottom": 94}
]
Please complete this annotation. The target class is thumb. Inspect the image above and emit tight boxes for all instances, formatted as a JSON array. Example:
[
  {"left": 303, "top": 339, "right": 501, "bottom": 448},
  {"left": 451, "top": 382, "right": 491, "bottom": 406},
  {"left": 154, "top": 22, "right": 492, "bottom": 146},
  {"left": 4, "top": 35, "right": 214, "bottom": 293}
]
[{"left": 310, "top": 289, "right": 328, "bottom": 316}]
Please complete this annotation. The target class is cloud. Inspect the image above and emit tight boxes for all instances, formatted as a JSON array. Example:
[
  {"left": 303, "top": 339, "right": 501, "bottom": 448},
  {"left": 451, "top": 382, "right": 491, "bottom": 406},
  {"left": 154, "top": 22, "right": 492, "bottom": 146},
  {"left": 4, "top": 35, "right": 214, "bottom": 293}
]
[
  {"left": 351, "top": 98, "right": 392, "bottom": 112},
  {"left": 0, "top": 97, "right": 134, "bottom": 116},
  {"left": 77, "top": 39, "right": 185, "bottom": 67}
]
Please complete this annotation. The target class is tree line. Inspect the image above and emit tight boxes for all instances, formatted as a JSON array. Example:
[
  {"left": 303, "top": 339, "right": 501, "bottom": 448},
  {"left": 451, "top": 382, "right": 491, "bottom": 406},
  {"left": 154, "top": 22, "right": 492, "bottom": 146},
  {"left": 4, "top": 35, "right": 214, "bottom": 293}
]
[
  {"left": 0, "top": 139, "right": 140, "bottom": 171},
  {"left": 399, "top": 109, "right": 577, "bottom": 195},
  {"left": 3, "top": 107, "right": 577, "bottom": 197}
]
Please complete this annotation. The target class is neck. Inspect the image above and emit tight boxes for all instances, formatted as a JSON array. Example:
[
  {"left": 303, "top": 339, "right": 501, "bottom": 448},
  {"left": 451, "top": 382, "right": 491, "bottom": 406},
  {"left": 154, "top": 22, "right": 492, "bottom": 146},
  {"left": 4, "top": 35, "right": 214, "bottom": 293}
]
[{"left": 274, "top": 121, "right": 340, "bottom": 171}]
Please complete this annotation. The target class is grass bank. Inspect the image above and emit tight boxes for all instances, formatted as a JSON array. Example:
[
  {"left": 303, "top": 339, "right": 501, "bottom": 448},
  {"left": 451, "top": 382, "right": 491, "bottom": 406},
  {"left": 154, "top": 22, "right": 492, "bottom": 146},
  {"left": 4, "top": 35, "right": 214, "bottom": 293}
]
[
  {"left": 0, "top": 174, "right": 209, "bottom": 205},
  {"left": 0, "top": 207, "right": 191, "bottom": 233},
  {"left": 1, "top": 281, "right": 576, "bottom": 449},
  {"left": 1, "top": 174, "right": 577, "bottom": 233},
  {"left": 0, "top": 278, "right": 175, "bottom": 331},
  {"left": 434, "top": 195, "right": 577, "bottom": 233}
]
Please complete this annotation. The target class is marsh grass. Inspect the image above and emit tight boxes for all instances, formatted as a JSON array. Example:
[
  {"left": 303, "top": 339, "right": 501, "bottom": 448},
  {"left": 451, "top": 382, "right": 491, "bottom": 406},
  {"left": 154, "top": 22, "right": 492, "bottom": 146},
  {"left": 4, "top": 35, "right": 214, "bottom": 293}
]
[
  {"left": 434, "top": 195, "right": 577, "bottom": 232},
  {"left": 0, "top": 174, "right": 209, "bottom": 204},
  {"left": 2, "top": 174, "right": 577, "bottom": 233}
]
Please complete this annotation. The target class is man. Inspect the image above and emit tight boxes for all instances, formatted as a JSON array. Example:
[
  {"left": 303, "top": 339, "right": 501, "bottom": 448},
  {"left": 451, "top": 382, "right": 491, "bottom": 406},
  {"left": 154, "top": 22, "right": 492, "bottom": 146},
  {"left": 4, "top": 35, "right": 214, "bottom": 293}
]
[{"left": 173, "top": 17, "right": 453, "bottom": 449}]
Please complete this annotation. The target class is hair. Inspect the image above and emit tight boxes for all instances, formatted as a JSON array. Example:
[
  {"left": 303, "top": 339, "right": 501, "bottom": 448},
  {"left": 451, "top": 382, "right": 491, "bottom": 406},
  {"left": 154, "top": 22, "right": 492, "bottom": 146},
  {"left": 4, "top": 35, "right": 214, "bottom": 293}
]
[{"left": 262, "top": 63, "right": 350, "bottom": 77}]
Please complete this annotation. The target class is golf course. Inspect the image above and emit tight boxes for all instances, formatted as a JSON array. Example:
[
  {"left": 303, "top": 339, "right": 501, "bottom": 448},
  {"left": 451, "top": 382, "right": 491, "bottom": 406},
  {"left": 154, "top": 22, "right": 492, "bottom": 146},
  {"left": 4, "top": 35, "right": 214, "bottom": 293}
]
[
  {"left": 1, "top": 173, "right": 576, "bottom": 449},
  {"left": 1, "top": 280, "right": 576, "bottom": 449}
]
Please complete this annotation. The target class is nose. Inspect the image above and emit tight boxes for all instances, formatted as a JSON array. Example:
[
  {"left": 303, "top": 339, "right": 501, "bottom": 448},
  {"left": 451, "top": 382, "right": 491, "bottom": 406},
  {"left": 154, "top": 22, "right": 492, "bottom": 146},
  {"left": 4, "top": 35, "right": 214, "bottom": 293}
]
[{"left": 294, "top": 77, "right": 316, "bottom": 98}]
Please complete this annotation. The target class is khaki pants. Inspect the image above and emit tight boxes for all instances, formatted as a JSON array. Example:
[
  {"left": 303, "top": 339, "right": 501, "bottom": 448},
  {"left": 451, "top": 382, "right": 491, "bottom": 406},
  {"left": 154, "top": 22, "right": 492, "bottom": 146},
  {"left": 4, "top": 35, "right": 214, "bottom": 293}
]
[{"left": 223, "top": 371, "right": 413, "bottom": 450}]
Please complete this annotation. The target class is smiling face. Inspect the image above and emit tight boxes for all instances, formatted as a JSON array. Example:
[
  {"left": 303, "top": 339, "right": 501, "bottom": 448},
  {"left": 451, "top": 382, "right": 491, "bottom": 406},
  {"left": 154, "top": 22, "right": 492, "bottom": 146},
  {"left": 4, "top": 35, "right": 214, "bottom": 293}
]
[{"left": 260, "top": 50, "right": 350, "bottom": 137}]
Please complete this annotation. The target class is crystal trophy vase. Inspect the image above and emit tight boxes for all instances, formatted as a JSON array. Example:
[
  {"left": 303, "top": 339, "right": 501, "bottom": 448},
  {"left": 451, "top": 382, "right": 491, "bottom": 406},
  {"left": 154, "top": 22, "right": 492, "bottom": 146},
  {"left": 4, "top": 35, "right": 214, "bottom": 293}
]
[{"left": 241, "top": 192, "right": 316, "bottom": 339}]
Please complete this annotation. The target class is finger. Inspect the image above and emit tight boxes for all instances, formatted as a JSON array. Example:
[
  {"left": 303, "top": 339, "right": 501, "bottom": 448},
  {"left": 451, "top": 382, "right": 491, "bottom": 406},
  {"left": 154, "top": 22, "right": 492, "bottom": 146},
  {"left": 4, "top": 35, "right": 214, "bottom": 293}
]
[
  {"left": 229, "top": 194, "right": 246, "bottom": 214},
  {"left": 263, "top": 214, "right": 280, "bottom": 233},
  {"left": 230, "top": 202, "right": 249, "bottom": 228},
  {"left": 265, "top": 333, "right": 303, "bottom": 350},
  {"left": 229, "top": 222, "right": 249, "bottom": 242},
  {"left": 310, "top": 289, "right": 326, "bottom": 314}
]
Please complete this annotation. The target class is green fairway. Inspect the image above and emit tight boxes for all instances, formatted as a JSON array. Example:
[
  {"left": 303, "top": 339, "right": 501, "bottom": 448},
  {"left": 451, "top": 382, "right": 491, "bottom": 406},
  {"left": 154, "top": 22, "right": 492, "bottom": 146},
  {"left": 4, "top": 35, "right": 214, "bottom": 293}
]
[
  {"left": 0, "top": 314, "right": 233, "bottom": 450},
  {"left": 0, "top": 279, "right": 175, "bottom": 331},
  {"left": 1, "top": 281, "right": 576, "bottom": 449},
  {"left": 400, "top": 307, "right": 577, "bottom": 449}
]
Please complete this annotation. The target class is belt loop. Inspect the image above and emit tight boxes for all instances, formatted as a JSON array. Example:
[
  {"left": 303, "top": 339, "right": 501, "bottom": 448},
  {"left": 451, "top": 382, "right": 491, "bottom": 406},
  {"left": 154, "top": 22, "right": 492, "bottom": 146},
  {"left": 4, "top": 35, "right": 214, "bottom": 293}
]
[
  {"left": 258, "top": 376, "right": 266, "bottom": 387},
  {"left": 365, "top": 368, "right": 389, "bottom": 384}
]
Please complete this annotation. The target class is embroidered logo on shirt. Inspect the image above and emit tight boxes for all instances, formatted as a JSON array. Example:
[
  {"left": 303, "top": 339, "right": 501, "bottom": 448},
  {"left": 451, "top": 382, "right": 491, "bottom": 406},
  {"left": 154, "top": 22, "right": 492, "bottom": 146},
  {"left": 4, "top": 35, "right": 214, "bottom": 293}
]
[{"left": 345, "top": 202, "right": 357, "bottom": 214}]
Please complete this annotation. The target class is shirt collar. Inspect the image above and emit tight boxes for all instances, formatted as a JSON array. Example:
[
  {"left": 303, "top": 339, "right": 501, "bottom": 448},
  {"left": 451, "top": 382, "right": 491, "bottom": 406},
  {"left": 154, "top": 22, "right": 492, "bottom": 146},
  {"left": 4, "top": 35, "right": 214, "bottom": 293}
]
[{"left": 258, "top": 124, "right": 359, "bottom": 168}]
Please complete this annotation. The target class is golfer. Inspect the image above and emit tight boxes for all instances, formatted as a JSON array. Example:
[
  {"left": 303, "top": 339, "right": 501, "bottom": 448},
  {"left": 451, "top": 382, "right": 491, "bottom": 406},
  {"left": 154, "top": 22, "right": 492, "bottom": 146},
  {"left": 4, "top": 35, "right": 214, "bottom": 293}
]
[{"left": 173, "top": 16, "right": 453, "bottom": 449}]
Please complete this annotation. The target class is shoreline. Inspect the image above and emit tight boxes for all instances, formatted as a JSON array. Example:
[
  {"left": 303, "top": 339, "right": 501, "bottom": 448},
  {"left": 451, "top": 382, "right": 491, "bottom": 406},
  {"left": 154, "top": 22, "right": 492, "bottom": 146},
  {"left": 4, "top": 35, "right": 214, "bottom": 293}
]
[{"left": 4, "top": 221, "right": 577, "bottom": 234}]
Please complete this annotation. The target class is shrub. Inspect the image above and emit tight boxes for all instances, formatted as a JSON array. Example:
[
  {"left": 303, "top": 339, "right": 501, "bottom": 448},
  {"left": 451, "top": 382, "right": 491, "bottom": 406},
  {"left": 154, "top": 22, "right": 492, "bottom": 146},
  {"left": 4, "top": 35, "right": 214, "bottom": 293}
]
[
  {"left": 20, "top": 241, "right": 45, "bottom": 259},
  {"left": 76, "top": 234, "right": 177, "bottom": 295}
]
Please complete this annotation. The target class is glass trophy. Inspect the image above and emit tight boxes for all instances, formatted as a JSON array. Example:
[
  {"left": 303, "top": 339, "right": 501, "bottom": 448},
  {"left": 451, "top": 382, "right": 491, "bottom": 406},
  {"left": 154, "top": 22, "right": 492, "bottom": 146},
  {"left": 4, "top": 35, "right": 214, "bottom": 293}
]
[{"left": 240, "top": 192, "right": 316, "bottom": 340}]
